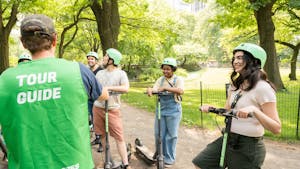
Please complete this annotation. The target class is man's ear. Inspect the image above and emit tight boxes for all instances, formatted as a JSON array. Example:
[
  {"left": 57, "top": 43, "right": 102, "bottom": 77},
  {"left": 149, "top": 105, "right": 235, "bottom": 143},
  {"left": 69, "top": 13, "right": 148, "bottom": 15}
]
[
  {"left": 20, "top": 37, "right": 28, "bottom": 49},
  {"left": 52, "top": 33, "right": 57, "bottom": 47}
]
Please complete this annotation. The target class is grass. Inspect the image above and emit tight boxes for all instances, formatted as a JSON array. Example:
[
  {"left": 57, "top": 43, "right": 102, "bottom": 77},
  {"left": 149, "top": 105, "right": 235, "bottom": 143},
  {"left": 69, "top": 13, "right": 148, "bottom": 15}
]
[{"left": 122, "top": 68, "right": 300, "bottom": 142}]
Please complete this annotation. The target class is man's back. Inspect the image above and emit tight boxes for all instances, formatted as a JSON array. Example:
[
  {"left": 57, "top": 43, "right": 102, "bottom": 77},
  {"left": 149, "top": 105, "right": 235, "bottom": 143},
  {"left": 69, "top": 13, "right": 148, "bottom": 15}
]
[{"left": 0, "top": 58, "right": 93, "bottom": 169}]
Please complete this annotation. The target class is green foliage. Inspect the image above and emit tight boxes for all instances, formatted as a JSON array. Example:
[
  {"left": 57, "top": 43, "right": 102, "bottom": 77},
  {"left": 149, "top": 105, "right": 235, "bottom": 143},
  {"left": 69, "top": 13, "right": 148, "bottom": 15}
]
[
  {"left": 118, "top": 0, "right": 200, "bottom": 79},
  {"left": 215, "top": 0, "right": 255, "bottom": 29},
  {"left": 248, "top": 0, "right": 272, "bottom": 11},
  {"left": 182, "top": 0, "right": 194, "bottom": 3},
  {"left": 289, "top": 0, "right": 300, "bottom": 9},
  {"left": 136, "top": 67, "right": 162, "bottom": 82},
  {"left": 5, "top": 0, "right": 299, "bottom": 83},
  {"left": 133, "top": 66, "right": 188, "bottom": 82},
  {"left": 176, "top": 68, "right": 188, "bottom": 77}
]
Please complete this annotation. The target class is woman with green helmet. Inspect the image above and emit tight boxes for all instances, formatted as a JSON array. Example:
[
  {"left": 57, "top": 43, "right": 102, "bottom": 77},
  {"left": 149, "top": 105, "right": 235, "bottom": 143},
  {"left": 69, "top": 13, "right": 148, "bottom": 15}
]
[
  {"left": 147, "top": 57, "right": 184, "bottom": 168},
  {"left": 193, "top": 43, "right": 281, "bottom": 169}
]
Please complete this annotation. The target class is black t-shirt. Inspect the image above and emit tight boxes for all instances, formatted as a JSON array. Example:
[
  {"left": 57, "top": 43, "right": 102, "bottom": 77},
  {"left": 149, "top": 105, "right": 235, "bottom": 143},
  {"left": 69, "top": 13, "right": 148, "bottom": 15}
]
[{"left": 93, "top": 66, "right": 103, "bottom": 75}]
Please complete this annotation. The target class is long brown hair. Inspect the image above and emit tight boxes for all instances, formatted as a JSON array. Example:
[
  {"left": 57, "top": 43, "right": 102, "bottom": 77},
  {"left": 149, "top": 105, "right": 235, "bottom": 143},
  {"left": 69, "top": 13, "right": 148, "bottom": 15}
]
[{"left": 230, "top": 50, "right": 276, "bottom": 91}]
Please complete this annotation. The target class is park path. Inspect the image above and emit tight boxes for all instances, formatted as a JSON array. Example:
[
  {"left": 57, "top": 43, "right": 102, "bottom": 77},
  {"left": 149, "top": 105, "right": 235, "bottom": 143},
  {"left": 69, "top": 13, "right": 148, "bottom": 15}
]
[{"left": 91, "top": 103, "right": 300, "bottom": 169}]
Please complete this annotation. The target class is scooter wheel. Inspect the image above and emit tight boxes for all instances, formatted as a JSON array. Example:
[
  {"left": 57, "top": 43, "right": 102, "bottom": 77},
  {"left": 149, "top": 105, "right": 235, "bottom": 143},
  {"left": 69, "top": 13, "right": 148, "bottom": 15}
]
[{"left": 135, "top": 138, "right": 143, "bottom": 146}]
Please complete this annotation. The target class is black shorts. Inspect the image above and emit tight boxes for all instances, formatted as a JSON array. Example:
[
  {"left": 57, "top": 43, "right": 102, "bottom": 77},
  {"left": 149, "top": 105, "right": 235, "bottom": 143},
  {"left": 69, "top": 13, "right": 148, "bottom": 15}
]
[{"left": 192, "top": 133, "right": 266, "bottom": 169}]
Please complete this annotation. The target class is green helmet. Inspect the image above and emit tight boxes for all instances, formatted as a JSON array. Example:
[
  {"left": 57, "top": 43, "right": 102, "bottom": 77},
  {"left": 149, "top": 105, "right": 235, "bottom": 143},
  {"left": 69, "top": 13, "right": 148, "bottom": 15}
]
[
  {"left": 162, "top": 58, "right": 177, "bottom": 67},
  {"left": 18, "top": 53, "right": 32, "bottom": 62},
  {"left": 234, "top": 43, "right": 267, "bottom": 67},
  {"left": 86, "top": 51, "right": 99, "bottom": 60},
  {"left": 106, "top": 48, "right": 122, "bottom": 66}
]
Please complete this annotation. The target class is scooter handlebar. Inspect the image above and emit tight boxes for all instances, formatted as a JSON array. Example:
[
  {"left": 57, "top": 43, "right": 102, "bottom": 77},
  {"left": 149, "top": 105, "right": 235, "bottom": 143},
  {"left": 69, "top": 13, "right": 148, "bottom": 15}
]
[
  {"left": 144, "top": 91, "right": 174, "bottom": 96},
  {"left": 207, "top": 107, "right": 253, "bottom": 118},
  {"left": 108, "top": 91, "right": 124, "bottom": 96}
]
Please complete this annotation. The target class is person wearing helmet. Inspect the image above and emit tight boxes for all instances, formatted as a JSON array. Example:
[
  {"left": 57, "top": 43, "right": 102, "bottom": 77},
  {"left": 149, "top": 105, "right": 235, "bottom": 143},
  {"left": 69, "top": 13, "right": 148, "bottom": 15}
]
[
  {"left": 86, "top": 51, "right": 103, "bottom": 75},
  {"left": 93, "top": 48, "right": 130, "bottom": 168},
  {"left": 146, "top": 57, "right": 184, "bottom": 168},
  {"left": 193, "top": 43, "right": 281, "bottom": 169},
  {"left": 18, "top": 53, "right": 32, "bottom": 63},
  {"left": 87, "top": 51, "right": 104, "bottom": 151}
]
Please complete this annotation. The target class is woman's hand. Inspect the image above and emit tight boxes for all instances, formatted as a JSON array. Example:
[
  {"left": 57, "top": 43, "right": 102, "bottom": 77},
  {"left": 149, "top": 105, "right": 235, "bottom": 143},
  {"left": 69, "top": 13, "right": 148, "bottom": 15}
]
[
  {"left": 199, "top": 105, "right": 214, "bottom": 113},
  {"left": 146, "top": 87, "right": 153, "bottom": 97},
  {"left": 237, "top": 106, "right": 257, "bottom": 118}
]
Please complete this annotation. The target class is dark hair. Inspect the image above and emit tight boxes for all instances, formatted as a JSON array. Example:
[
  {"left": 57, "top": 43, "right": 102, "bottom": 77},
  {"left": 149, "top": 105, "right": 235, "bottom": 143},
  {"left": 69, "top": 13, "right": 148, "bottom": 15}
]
[
  {"left": 161, "top": 64, "right": 177, "bottom": 72},
  {"left": 21, "top": 32, "right": 55, "bottom": 54},
  {"left": 108, "top": 58, "right": 118, "bottom": 67},
  {"left": 231, "top": 50, "right": 276, "bottom": 91}
]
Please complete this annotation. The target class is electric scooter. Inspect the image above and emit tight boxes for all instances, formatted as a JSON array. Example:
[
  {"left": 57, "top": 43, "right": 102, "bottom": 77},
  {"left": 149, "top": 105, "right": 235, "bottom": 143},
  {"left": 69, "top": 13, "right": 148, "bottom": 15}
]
[
  {"left": 207, "top": 107, "right": 252, "bottom": 168},
  {"left": 135, "top": 91, "right": 173, "bottom": 169},
  {"left": 103, "top": 91, "right": 131, "bottom": 169}
]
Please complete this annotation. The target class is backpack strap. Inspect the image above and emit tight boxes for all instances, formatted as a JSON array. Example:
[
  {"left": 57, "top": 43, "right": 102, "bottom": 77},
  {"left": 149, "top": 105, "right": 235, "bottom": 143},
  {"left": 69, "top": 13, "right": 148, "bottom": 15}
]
[
  {"left": 173, "top": 76, "right": 177, "bottom": 86},
  {"left": 161, "top": 76, "right": 177, "bottom": 87}
]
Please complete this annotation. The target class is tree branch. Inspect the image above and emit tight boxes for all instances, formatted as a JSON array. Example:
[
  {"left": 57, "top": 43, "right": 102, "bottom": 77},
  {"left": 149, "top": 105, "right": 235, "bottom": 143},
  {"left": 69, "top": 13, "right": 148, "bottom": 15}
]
[{"left": 275, "top": 40, "right": 296, "bottom": 49}]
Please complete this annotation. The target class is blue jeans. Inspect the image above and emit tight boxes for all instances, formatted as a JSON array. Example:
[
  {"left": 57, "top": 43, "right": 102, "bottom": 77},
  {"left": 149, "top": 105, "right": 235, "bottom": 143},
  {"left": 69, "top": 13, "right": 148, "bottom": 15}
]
[{"left": 154, "top": 95, "right": 182, "bottom": 164}]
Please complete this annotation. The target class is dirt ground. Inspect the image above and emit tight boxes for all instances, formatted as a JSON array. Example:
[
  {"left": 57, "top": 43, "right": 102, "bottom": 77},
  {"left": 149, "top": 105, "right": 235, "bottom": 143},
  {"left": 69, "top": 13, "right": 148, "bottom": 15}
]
[{"left": 1, "top": 103, "right": 300, "bottom": 169}]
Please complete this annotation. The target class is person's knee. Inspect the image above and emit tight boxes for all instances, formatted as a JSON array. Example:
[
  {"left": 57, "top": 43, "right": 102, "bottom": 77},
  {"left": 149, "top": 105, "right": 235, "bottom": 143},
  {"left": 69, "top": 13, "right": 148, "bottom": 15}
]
[
  {"left": 114, "top": 136, "right": 125, "bottom": 144},
  {"left": 166, "top": 133, "right": 177, "bottom": 140}
]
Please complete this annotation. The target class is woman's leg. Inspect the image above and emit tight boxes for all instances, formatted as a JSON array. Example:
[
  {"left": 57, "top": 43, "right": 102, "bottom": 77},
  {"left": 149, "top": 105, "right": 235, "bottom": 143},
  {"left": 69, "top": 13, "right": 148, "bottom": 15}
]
[{"left": 164, "top": 114, "right": 181, "bottom": 164}]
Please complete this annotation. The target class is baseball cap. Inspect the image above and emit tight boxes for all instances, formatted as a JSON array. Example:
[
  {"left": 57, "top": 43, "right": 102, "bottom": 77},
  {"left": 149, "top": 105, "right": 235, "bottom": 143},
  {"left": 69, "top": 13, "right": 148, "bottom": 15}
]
[{"left": 21, "top": 14, "right": 56, "bottom": 37}]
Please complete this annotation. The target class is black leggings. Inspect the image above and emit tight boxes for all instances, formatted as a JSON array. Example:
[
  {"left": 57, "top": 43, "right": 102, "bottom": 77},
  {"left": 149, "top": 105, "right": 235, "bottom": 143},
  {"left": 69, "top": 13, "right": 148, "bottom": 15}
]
[{"left": 192, "top": 133, "right": 265, "bottom": 169}]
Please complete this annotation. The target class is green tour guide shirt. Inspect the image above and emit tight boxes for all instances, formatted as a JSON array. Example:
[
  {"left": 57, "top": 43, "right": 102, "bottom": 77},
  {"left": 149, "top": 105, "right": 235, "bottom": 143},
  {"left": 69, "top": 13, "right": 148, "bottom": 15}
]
[{"left": 0, "top": 57, "right": 95, "bottom": 169}]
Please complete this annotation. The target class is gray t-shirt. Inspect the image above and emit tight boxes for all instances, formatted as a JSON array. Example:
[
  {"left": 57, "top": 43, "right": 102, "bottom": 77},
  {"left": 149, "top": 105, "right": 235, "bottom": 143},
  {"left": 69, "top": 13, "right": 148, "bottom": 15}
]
[{"left": 94, "top": 68, "right": 129, "bottom": 109}]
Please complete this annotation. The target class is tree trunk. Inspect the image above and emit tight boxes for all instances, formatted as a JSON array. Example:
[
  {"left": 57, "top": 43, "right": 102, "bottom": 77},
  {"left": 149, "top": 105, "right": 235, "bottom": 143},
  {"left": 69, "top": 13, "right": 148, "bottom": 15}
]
[
  {"left": 274, "top": 41, "right": 299, "bottom": 81},
  {"left": 0, "top": 2, "right": 18, "bottom": 74},
  {"left": 289, "top": 44, "right": 299, "bottom": 80},
  {"left": 0, "top": 35, "right": 10, "bottom": 74},
  {"left": 252, "top": 0, "right": 285, "bottom": 90},
  {"left": 90, "top": 0, "right": 120, "bottom": 56}
]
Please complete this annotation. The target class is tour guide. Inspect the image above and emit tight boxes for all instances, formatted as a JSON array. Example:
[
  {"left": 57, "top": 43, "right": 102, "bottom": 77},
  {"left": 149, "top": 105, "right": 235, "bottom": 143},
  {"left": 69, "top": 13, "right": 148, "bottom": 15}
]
[{"left": 0, "top": 14, "right": 108, "bottom": 169}]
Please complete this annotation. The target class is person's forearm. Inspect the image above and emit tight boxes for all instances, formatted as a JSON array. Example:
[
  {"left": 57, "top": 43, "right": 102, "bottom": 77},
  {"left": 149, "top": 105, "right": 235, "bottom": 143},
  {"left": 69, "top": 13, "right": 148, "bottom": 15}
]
[
  {"left": 164, "top": 87, "right": 184, "bottom": 95},
  {"left": 97, "top": 87, "right": 109, "bottom": 101},
  {"left": 107, "top": 85, "right": 129, "bottom": 93},
  {"left": 254, "top": 110, "right": 281, "bottom": 134}
]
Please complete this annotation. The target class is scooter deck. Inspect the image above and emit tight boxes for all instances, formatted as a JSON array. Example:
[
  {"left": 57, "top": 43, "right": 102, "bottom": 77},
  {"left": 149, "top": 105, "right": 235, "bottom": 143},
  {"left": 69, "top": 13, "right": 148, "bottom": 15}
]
[{"left": 135, "top": 139, "right": 156, "bottom": 165}]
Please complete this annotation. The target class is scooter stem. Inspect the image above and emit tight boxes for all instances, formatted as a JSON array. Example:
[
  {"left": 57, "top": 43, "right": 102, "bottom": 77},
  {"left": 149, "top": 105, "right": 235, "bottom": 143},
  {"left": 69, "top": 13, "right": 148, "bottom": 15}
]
[
  {"left": 156, "top": 95, "right": 164, "bottom": 169},
  {"left": 104, "top": 100, "right": 113, "bottom": 169}
]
